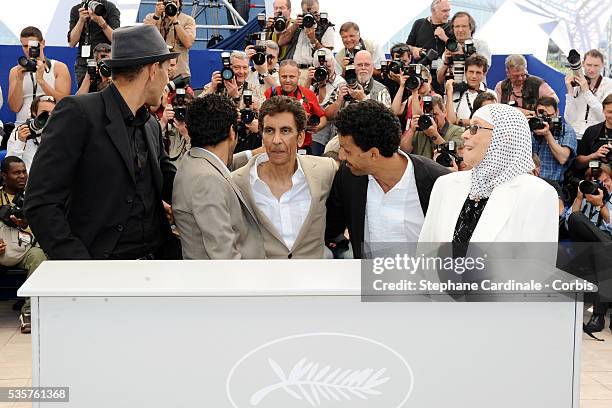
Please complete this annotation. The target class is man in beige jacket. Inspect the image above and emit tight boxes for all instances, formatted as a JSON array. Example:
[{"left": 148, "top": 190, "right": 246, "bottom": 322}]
[
  {"left": 172, "top": 94, "right": 264, "bottom": 259},
  {"left": 232, "top": 96, "right": 338, "bottom": 259}
]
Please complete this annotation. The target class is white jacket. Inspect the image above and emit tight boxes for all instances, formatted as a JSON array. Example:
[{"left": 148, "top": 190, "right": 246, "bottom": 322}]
[
  {"left": 6, "top": 128, "right": 39, "bottom": 172},
  {"left": 564, "top": 76, "right": 612, "bottom": 138},
  {"left": 419, "top": 170, "right": 559, "bottom": 243}
]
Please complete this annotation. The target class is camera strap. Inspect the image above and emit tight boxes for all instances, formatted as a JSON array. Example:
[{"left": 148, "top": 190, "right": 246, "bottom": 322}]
[{"left": 584, "top": 75, "right": 603, "bottom": 121}]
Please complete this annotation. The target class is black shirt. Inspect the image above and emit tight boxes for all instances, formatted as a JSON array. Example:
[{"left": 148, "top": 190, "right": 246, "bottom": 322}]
[
  {"left": 406, "top": 17, "right": 452, "bottom": 61},
  {"left": 68, "top": 0, "right": 121, "bottom": 63},
  {"left": 108, "top": 83, "right": 165, "bottom": 259},
  {"left": 578, "top": 122, "right": 612, "bottom": 158}
]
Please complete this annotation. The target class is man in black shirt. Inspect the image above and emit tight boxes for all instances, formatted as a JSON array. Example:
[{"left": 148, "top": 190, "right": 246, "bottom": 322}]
[
  {"left": 68, "top": 0, "right": 120, "bottom": 86},
  {"left": 575, "top": 94, "right": 612, "bottom": 173},
  {"left": 25, "top": 25, "right": 178, "bottom": 260},
  {"left": 406, "top": 0, "right": 452, "bottom": 94}
]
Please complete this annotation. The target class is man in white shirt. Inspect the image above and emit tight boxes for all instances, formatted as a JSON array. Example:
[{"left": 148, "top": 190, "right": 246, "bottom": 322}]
[
  {"left": 444, "top": 53, "right": 496, "bottom": 127},
  {"left": 232, "top": 95, "right": 337, "bottom": 258},
  {"left": 564, "top": 49, "right": 612, "bottom": 139},
  {"left": 325, "top": 100, "right": 449, "bottom": 258},
  {"left": 245, "top": 40, "right": 281, "bottom": 95}
]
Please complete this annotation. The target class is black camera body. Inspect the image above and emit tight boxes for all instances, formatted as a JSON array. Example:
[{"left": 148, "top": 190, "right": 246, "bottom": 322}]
[
  {"left": 307, "top": 114, "right": 321, "bottom": 128},
  {"left": 579, "top": 161, "right": 609, "bottom": 197},
  {"left": 240, "top": 90, "right": 256, "bottom": 125},
  {"left": 245, "top": 32, "right": 267, "bottom": 66},
  {"left": 172, "top": 88, "right": 187, "bottom": 122},
  {"left": 164, "top": 0, "right": 179, "bottom": 17},
  {"left": 219, "top": 52, "right": 234, "bottom": 89},
  {"left": 18, "top": 40, "right": 41, "bottom": 73},
  {"left": 82, "top": 0, "right": 106, "bottom": 16},
  {"left": 435, "top": 141, "right": 463, "bottom": 168},
  {"left": 301, "top": 11, "right": 316, "bottom": 29},
  {"left": 529, "top": 114, "right": 563, "bottom": 137},
  {"left": 417, "top": 48, "right": 439, "bottom": 67},
  {"left": 273, "top": 13, "right": 287, "bottom": 32},
  {"left": 24, "top": 111, "right": 50, "bottom": 139},
  {"left": 405, "top": 64, "right": 425, "bottom": 91},
  {"left": 417, "top": 95, "right": 434, "bottom": 131},
  {"left": 0, "top": 191, "right": 26, "bottom": 228},
  {"left": 347, "top": 44, "right": 362, "bottom": 66},
  {"left": 87, "top": 59, "right": 111, "bottom": 90},
  {"left": 313, "top": 50, "right": 329, "bottom": 83}
]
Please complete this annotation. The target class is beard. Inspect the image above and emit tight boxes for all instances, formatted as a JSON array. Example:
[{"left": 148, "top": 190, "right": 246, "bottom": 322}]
[{"left": 357, "top": 72, "right": 371, "bottom": 85}]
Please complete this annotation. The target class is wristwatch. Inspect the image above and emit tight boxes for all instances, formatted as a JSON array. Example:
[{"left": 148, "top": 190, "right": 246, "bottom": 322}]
[{"left": 153, "top": 15, "right": 160, "bottom": 20}]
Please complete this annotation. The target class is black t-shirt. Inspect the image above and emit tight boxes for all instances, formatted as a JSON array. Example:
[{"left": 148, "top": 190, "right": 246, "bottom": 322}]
[
  {"left": 578, "top": 122, "right": 612, "bottom": 157},
  {"left": 68, "top": 0, "right": 121, "bottom": 63},
  {"left": 406, "top": 17, "right": 452, "bottom": 59}
]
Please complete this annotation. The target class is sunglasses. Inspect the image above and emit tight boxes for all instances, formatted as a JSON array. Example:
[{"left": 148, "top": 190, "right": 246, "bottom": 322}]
[{"left": 465, "top": 124, "right": 493, "bottom": 135}]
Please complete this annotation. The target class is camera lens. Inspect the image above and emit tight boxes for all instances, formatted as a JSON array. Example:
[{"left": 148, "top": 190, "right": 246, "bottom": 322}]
[
  {"left": 446, "top": 39, "right": 459, "bottom": 53},
  {"left": 406, "top": 75, "right": 422, "bottom": 90},
  {"left": 388, "top": 60, "right": 402, "bottom": 75},
  {"left": 314, "top": 67, "right": 328, "bottom": 83},
  {"left": 418, "top": 114, "right": 433, "bottom": 131},
  {"left": 274, "top": 17, "right": 287, "bottom": 32},
  {"left": 98, "top": 61, "right": 112, "bottom": 77},
  {"left": 436, "top": 152, "right": 453, "bottom": 167},
  {"left": 88, "top": 1, "right": 106, "bottom": 16},
  {"left": 302, "top": 14, "right": 316, "bottom": 28},
  {"left": 308, "top": 115, "right": 321, "bottom": 127},
  {"left": 344, "top": 66, "right": 357, "bottom": 86},
  {"left": 221, "top": 68, "right": 234, "bottom": 81},
  {"left": 241, "top": 109, "right": 256, "bottom": 124},
  {"left": 579, "top": 180, "right": 600, "bottom": 195},
  {"left": 18, "top": 56, "right": 37, "bottom": 72},
  {"left": 164, "top": 0, "right": 178, "bottom": 16},
  {"left": 252, "top": 52, "right": 266, "bottom": 66},
  {"left": 528, "top": 117, "right": 546, "bottom": 131}
]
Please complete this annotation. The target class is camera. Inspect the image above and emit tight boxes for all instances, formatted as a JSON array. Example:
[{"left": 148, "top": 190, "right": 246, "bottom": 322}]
[
  {"left": 313, "top": 50, "right": 329, "bottom": 83},
  {"left": 417, "top": 48, "right": 439, "bottom": 67},
  {"left": 435, "top": 141, "right": 463, "bottom": 168},
  {"left": 579, "top": 161, "right": 608, "bottom": 196},
  {"left": 256, "top": 13, "right": 267, "bottom": 29},
  {"left": 166, "top": 74, "right": 189, "bottom": 93},
  {"left": 301, "top": 10, "right": 316, "bottom": 29},
  {"left": 87, "top": 59, "right": 98, "bottom": 77},
  {"left": 0, "top": 191, "right": 26, "bottom": 228},
  {"left": 446, "top": 38, "right": 459, "bottom": 53},
  {"left": 172, "top": 88, "right": 187, "bottom": 122},
  {"left": 307, "top": 114, "right": 320, "bottom": 128},
  {"left": 529, "top": 114, "right": 563, "bottom": 137},
  {"left": 82, "top": 0, "right": 106, "bottom": 16},
  {"left": 245, "top": 32, "right": 268, "bottom": 66},
  {"left": 347, "top": 44, "right": 362, "bottom": 65},
  {"left": 220, "top": 51, "right": 234, "bottom": 83},
  {"left": 273, "top": 12, "right": 287, "bottom": 32},
  {"left": 164, "top": 0, "right": 179, "bottom": 17},
  {"left": 387, "top": 59, "right": 403, "bottom": 75},
  {"left": 344, "top": 64, "right": 358, "bottom": 88},
  {"left": 240, "top": 90, "right": 256, "bottom": 125},
  {"left": 417, "top": 95, "right": 434, "bottom": 131},
  {"left": 567, "top": 49, "right": 583, "bottom": 86},
  {"left": 18, "top": 40, "right": 40, "bottom": 73},
  {"left": 464, "top": 39, "right": 476, "bottom": 57},
  {"left": 405, "top": 64, "right": 425, "bottom": 91},
  {"left": 319, "top": 12, "right": 328, "bottom": 25},
  {"left": 24, "top": 111, "right": 50, "bottom": 139}
]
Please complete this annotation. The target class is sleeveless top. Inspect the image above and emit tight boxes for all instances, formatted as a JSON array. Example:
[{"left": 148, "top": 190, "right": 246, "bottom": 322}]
[{"left": 16, "top": 59, "right": 57, "bottom": 125}]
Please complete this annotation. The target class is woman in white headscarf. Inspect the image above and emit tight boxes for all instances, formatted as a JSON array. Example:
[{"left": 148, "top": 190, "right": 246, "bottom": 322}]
[{"left": 419, "top": 103, "right": 559, "bottom": 243}]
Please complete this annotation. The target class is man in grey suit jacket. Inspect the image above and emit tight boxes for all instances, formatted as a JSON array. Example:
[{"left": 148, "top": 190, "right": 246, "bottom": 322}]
[
  {"left": 232, "top": 96, "right": 338, "bottom": 259},
  {"left": 172, "top": 94, "right": 264, "bottom": 259}
]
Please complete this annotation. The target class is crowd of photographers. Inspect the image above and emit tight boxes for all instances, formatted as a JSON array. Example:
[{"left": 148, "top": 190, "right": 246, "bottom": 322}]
[{"left": 0, "top": 0, "right": 612, "bottom": 334}]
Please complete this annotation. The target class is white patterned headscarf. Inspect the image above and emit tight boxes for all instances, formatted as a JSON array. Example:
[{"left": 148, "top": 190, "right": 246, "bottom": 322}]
[{"left": 469, "top": 103, "right": 534, "bottom": 199}]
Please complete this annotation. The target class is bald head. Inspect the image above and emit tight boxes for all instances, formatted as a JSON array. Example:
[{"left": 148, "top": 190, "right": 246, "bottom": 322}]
[{"left": 354, "top": 50, "right": 373, "bottom": 84}]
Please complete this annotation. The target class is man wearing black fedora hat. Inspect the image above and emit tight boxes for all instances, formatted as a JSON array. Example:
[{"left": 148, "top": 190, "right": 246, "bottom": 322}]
[{"left": 25, "top": 25, "right": 179, "bottom": 260}]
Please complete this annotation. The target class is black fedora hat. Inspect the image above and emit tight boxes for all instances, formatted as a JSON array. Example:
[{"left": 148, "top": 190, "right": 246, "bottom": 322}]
[{"left": 104, "top": 25, "right": 180, "bottom": 68}]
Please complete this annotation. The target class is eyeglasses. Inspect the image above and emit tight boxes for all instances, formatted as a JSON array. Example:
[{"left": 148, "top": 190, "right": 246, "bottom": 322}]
[{"left": 465, "top": 124, "right": 493, "bottom": 135}]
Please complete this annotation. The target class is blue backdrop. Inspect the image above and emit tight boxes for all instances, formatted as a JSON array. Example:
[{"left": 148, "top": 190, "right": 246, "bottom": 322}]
[{"left": 0, "top": 45, "right": 566, "bottom": 125}]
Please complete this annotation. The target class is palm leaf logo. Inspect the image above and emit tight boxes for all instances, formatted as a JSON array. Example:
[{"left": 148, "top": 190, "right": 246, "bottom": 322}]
[{"left": 250, "top": 357, "right": 390, "bottom": 406}]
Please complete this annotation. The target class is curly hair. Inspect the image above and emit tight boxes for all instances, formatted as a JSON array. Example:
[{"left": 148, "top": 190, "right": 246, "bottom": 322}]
[
  {"left": 258, "top": 96, "right": 307, "bottom": 134},
  {"left": 186, "top": 94, "right": 237, "bottom": 148},
  {"left": 335, "top": 100, "right": 401, "bottom": 157}
]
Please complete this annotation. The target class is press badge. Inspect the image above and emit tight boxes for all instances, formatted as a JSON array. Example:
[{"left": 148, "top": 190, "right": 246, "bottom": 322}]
[
  {"left": 81, "top": 45, "right": 92, "bottom": 58},
  {"left": 18, "top": 231, "right": 32, "bottom": 245}
]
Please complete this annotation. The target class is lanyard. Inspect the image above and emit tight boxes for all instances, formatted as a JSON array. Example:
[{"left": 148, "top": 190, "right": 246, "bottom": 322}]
[{"left": 584, "top": 75, "right": 603, "bottom": 121}]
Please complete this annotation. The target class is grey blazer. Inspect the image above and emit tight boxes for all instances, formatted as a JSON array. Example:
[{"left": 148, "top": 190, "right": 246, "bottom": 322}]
[
  {"left": 232, "top": 154, "right": 338, "bottom": 259},
  {"left": 172, "top": 148, "right": 264, "bottom": 259}
]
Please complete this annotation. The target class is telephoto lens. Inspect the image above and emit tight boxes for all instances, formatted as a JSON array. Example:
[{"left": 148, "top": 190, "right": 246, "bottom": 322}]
[
  {"left": 301, "top": 12, "right": 316, "bottom": 29},
  {"left": 446, "top": 39, "right": 459, "bottom": 53},
  {"left": 83, "top": 0, "right": 106, "bottom": 16},
  {"left": 273, "top": 14, "right": 287, "bottom": 32},
  {"left": 98, "top": 60, "right": 112, "bottom": 77},
  {"left": 164, "top": 0, "right": 179, "bottom": 16}
]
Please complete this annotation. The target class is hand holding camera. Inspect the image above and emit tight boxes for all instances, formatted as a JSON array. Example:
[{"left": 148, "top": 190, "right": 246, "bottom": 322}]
[
  {"left": 347, "top": 83, "right": 366, "bottom": 101},
  {"left": 592, "top": 145, "right": 611, "bottom": 161},
  {"left": 160, "top": 104, "right": 175, "bottom": 129},
  {"left": 17, "top": 124, "right": 31, "bottom": 143},
  {"left": 585, "top": 189, "right": 605, "bottom": 207}
]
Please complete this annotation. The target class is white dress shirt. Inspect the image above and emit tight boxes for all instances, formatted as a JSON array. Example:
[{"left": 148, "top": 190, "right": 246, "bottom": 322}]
[
  {"left": 250, "top": 154, "right": 311, "bottom": 249},
  {"left": 452, "top": 84, "right": 497, "bottom": 121},
  {"left": 6, "top": 128, "right": 39, "bottom": 172},
  {"left": 293, "top": 25, "right": 335, "bottom": 65},
  {"left": 564, "top": 76, "right": 612, "bottom": 138},
  {"left": 365, "top": 151, "right": 424, "bottom": 243}
]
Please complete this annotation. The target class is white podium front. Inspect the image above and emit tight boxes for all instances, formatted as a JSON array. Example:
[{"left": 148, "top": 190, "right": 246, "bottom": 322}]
[{"left": 18, "top": 260, "right": 584, "bottom": 408}]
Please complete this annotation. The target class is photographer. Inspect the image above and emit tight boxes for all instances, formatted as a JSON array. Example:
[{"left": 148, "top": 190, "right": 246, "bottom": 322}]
[
  {"left": 400, "top": 94, "right": 463, "bottom": 159},
  {"left": 494, "top": 54, "right": 558, "bottom": 116},
  {"left": 75, "top": 43, "right": 112, "bottom": 95},
  {"left": 575, "top": 94, "right": 612, "bottom": 171},
  {"left": 264, "top": 0, "right": 293, "bottom": 61},
  {"left": 564, "top": 49, "right": 612, "bottom": 139},
  {"left": 391, "top": 64, "right": 435, "bottom": 122},
  {"left": 335, "top": 22, "right": 385, "bottom": 77},
  {"left": 337, "top": 51, "right": 391, "bottom": 108},
  {"left": 380, "top": 43, "right": 413, "bottom": 100},
  {"left": 435, "top": 11, "right": 490, "bottom": 88},
  {"left": 7, "top": 96, "right": 56, "bottom": 172},
  {"left": 444, "top": 54, "right": 496, "bottom": 127},
  {"left": 8, "top": 26, "right": 71, "bottom": 125},
  {"left": 406, "top": 0, "right": 453, "bottom": 94},
  {"left": 264, "top": 60, "right": 327, "bottom": 153},
  {"left": 0, "top": 157, "right": 47, "bottom": 334},
  {"left": 144, "top": 0, "right": 196, "bottom": 80},
  {"left": 68, "top": 0, "right": 120, "bottom": 86},
  {"left": 304, "top": 48, "right": 346, "bottom": 156},
  {"left": 203, "top": 51, "right": 263, "bottom": 106},
  {"left": 564, "top": 163, "right": 612, "bottom": 332},
  {"left": 277, "top": 0, "right": 334, "bottom": 86},
  {"left": 530, "top": 97, "right": 577, "bottom": 184},
  {"left": 245, "top": 40, "right": 281, "bottom": 94}
]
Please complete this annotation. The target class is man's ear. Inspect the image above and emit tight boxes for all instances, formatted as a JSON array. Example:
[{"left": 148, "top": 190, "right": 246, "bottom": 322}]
[
  {"left": 297, "top": 130, "right": 306, "bottom": 148},
  {"left": 229, "top": 125, "right": 237, "bottom": 142},
  {"left": 368, "top": 147, "right": 380, "bottom": 159}
]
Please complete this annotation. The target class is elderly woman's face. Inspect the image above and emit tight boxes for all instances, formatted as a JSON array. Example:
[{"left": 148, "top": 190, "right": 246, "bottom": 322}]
[{"left": 462, "top": 117, "right": 493, "bottom": 167}]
